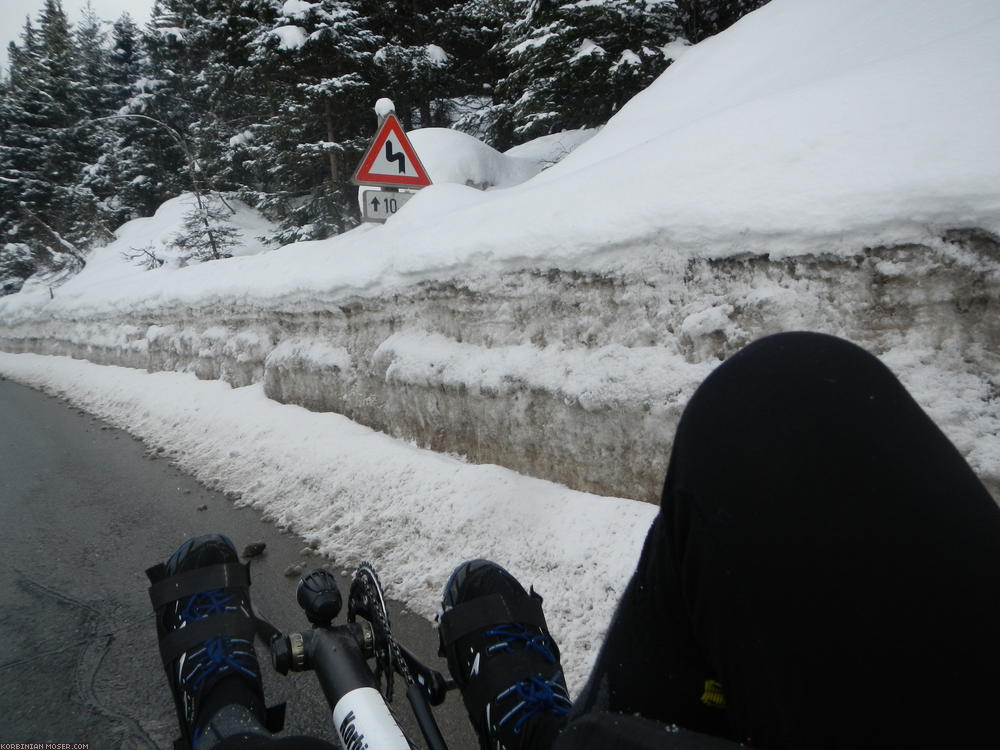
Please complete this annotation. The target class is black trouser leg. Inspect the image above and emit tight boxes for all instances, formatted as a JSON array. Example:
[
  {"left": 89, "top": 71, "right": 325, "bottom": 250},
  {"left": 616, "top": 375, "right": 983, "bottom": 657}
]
[{"left": 573, "top": 332, "right": 1000, "bottom": 749}]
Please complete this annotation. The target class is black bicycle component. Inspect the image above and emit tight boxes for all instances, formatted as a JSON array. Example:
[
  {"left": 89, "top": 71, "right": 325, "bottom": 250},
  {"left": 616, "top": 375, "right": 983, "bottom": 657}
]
[
  {"left": 306, "top": 628, "right": 383, "bottom": 705},
  {"left": 407, "top": 684, "right": 448, "bottom": 750},
  {"left": 397, "top": 643, "right": 453, "bottom": 706},
  {"left": 272, "top": 622, "right": 375, "bottom": 676},
  {"left": 347, "top": 561, "right": 397, "bottom": 700},
  {"left": 255, "top": 561, "right": 454, "bottom": 750},
  {"left": 251, "top": 602, "right": 283, "bottom": 644},
  {"left": 271, "top": 631, "right": 309, "bottom": 675},
  {"left": 297, "top": 569, "right": 343, "bottom": 627}
]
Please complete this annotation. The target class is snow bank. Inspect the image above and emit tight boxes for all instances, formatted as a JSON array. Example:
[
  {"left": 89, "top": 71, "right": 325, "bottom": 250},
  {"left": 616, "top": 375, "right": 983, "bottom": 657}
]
[
  {"left": 406, "top": 128, "right": 542, "bottom": 189},
  {"left": 3, "top": 245, "right": 996, "bottom": 502},
  {"left": 503, "top": 128, "right": 597, "bottom": 165},
  {"left": 14, "top": 192, "right": 275, "bottom": 301},
  {"left": 0, "top": 352, "right": 657, "bottom": 691},
  {"left": 1, "top": 0, "right": 998, "bottom": 503}
]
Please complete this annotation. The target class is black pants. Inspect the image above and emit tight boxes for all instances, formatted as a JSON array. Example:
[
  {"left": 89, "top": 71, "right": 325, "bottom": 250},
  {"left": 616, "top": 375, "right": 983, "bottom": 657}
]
[{"left": 565, "top": 332, "right": 1000, "bottom": 749}]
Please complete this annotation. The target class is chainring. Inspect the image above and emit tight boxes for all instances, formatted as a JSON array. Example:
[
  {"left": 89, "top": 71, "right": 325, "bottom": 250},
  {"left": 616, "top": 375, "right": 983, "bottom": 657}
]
[{"left": 347, "top": 562, "right": 413, "bottom": 701}]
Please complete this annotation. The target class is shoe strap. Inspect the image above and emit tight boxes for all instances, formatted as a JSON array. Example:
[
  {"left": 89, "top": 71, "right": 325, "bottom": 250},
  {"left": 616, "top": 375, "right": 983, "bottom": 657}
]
[
  {"left": 146, "top": 562, "right": 251, "bottom": 610},
  {"left": 439, "top": 593, "right": 548, "bottom": 647},
  {"left": 157, "top": 611, "right": 258, "bottom": 667}
]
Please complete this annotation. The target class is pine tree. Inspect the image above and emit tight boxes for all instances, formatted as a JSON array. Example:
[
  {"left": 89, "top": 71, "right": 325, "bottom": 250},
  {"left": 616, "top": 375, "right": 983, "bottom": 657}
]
[
  {"left": 242, "top": 0, "right": 380, "bottom": 242},
  {"left": 81, "top": 12, "right": 146, "bottom": 227},
  {"left": 170, "top": 194, "right": 240, "bottom": 262},
  {"left": 0, "top": 48, "right": 41, "bottom": 293},
  {"left": 488, "top": 0, "right": 679, "bottom": 149},
  {"left": 71, "top": 3, "right": 118, "bottom": 242},
  {"left": 112, "top": 1, "right": 202, "bottom": 216},
  {"left": 0, "top": 26, "right": 47, "bottom": 270},
  {"left": 182, "top": 0, "right": 277, "bottom": 195},
  {"left": 360, "top": 0, "right": 458, "bottom": 129},
  {"left": 35, "top": 0, "right": 86, "bottom": 235},
  {"left": 435, "top": 0, "right": 519, "bottom": 137},
  {"left": 673, "top": 0, "right": 771, "bottom": 44},
  {"left": 0, "top": 3, "right": 89, "bottom": 278}
]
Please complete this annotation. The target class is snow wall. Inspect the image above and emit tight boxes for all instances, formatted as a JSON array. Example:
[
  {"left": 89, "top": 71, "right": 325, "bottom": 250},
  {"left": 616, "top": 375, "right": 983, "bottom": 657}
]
[
  {"left": 2, "top": 230, "right": 997, "bottom": 502},
  {"left": 2, "top": 0, "right": 999, "bottom": 503}
]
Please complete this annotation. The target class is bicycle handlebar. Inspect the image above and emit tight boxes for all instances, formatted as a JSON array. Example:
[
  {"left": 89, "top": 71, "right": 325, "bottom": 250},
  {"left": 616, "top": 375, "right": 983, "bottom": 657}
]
[{"left": 255, "top": 565, "right": 455, "bottom": 750}]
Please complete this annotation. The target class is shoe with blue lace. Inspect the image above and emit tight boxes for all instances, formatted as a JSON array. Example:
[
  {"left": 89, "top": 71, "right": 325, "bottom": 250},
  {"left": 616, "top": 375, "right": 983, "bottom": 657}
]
[
  {"left": 439, "top": 559, "right": 572, "bottom": 750},
  {"left": 147, "top": 533, "right": 269, "bottom": 749}
]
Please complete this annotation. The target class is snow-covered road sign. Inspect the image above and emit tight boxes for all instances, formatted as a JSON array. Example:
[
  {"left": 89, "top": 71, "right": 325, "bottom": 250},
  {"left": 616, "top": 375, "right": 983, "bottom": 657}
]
[
  {"left": 352, "top": 114, "right": 432, "bottom": 189},
  {"left": 362, "top": 190, "right": 413, "bottom": 223}
]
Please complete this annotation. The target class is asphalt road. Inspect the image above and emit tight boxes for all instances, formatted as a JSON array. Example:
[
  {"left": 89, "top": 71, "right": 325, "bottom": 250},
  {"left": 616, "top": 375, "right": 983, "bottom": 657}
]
[{"left": 0, "top": 377, "right": 475, "bottom": 748}]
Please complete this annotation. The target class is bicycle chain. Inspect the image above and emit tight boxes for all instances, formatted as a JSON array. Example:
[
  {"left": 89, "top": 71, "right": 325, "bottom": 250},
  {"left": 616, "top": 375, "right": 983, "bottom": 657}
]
[{"left": 347, "top": 561, "right": 414, "bottom": 702}]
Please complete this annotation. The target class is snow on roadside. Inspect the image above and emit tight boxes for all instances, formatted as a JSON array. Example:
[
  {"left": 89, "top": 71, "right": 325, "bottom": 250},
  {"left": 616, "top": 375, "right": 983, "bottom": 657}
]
[
  {"left": 0, "top": 352, "right": 656, "bottom": 691},
  {"left": 374, "top": 330, "right": 715, "bottom": 410}
]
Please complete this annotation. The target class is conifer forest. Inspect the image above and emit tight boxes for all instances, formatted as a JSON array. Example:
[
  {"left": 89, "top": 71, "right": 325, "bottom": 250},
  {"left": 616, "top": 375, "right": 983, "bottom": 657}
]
[{"left": 0, "top": 0, "right": 767, "bottom": 293}]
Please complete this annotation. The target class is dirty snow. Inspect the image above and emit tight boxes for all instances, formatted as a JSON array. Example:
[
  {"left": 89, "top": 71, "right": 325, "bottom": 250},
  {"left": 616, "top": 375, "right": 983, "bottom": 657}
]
[{"left": 0, "top": 352, "right": 656, "bottom": 691}]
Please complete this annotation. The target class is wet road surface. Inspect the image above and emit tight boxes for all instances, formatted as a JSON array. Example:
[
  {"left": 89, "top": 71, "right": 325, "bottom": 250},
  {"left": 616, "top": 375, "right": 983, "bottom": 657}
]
[{"left": 0, "top": 377, "right": 475, "bottom": 748}]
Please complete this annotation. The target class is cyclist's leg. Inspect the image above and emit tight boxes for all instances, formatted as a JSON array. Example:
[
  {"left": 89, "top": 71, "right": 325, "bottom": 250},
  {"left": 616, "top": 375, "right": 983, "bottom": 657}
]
[
  {"left": 439, "top": 559, "right": 572, "bottom": 750},
  {"left": 573, "top": 332, "right": 1000, "bottom": 748},
  {"left": 149, "top": 534, "right": 339, "bottom": 750}
]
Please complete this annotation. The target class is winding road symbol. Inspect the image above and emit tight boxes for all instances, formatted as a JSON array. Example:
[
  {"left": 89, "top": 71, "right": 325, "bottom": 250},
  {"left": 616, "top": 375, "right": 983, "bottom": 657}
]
[
  {"left": 351, "top": 113, "right": 431, "bottom": 189},
  {"left": 385, "top": 141, "right": 406, "bottom": 174}
]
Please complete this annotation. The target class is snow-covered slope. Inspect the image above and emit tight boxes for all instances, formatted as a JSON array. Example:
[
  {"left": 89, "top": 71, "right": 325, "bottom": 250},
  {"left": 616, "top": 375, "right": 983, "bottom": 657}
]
[{"left": 16, "top": 194, "right": 277, "bottom": 299}]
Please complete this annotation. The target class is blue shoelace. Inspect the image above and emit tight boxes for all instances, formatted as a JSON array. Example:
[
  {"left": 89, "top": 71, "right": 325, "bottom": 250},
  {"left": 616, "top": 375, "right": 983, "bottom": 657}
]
[
  {"left": 177, "top": 589, "right": 258, "bottom": 692},
  {"left": 485, "top": 623, "right": 559, "bottom": 662},
  {"left": 484, "top": 624, "right": 571, "bottom": 734},
  {"left": 495, "top": 672, "right": 573, "bottom": 734}
]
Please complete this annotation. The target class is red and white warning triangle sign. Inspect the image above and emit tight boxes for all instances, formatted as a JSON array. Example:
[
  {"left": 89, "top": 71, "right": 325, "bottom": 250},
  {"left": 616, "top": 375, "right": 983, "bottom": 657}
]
[{"left": 352, "top": 114, "right": 432, "bottom": 189}]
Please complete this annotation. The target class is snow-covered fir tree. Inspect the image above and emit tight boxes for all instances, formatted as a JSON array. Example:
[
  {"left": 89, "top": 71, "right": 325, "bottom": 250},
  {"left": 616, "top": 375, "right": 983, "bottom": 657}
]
[
  {"left": 437, "top": 0, "right": 520, "bottom": 139},
  {"left": 0, "top": 22, "right": 48, "bottom": 275},
  {"left": 489, "top": 0, "right": 679, "bottom": 149},
  {"left": 70, "top": 3, "right": 118, "bottom": 243},
  {"left": 0, "top": 2, "right": 90, "bottom": 280},
  {"left": 360, "top": 0, "right": 460, "bottom": 129},
  {"left": 674, "top": 0, "right": 770, "bottom": 43},
  {"left": 112, "top": 1, "right": 205, "bottom": 215},
  {"left": 79, "top": 13, "right": 147, "bottom": 228},
  {"left": 242, "top": 0, "right": 381, "bottom": 242}
]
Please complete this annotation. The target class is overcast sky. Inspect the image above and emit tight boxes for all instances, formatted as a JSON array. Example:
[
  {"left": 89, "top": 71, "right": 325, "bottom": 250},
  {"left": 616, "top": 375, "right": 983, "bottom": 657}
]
[{"left": 2, "top": 0, "right": 155, "bottom": 74}]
